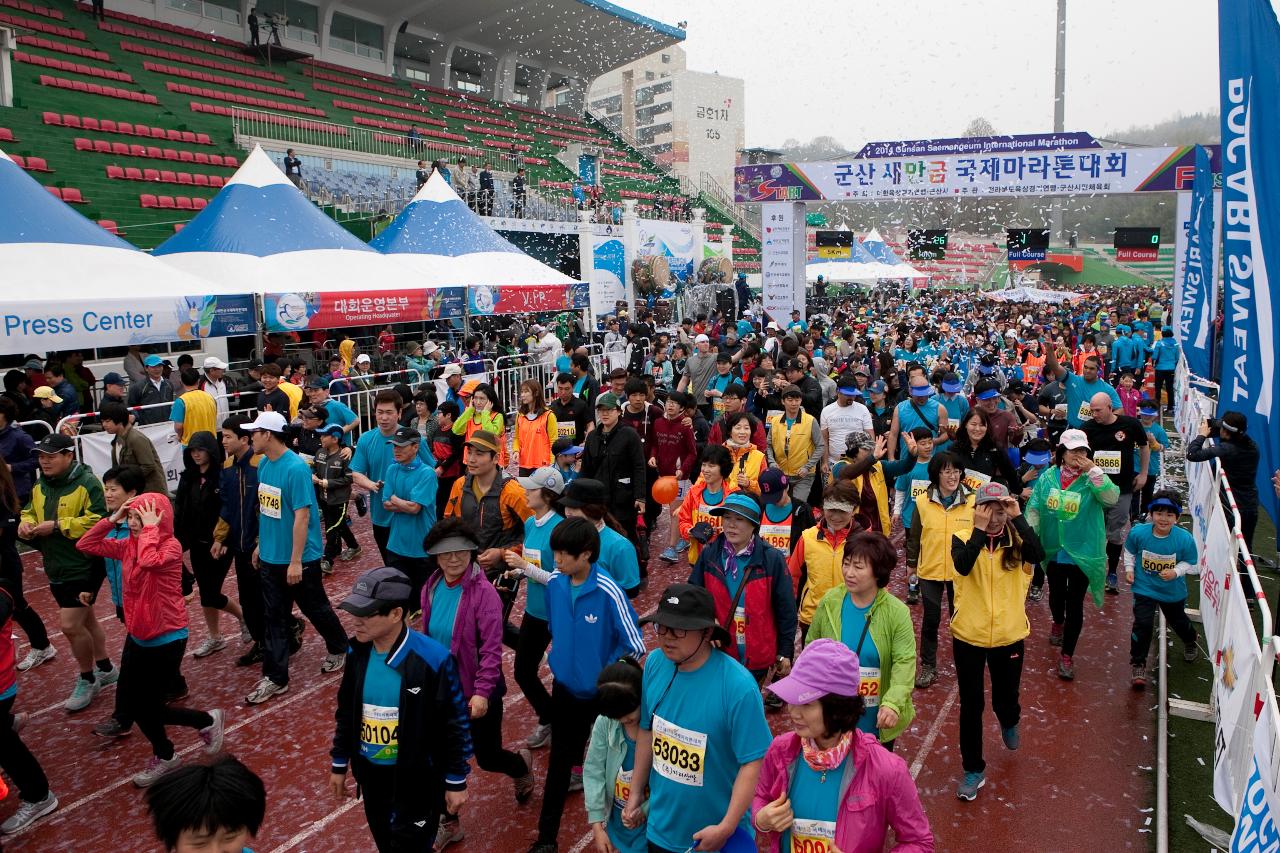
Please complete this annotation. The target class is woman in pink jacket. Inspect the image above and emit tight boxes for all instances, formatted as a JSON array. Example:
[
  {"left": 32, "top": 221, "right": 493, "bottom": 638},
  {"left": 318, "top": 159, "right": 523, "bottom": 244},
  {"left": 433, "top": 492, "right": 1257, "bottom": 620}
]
[
  {"left": 78, "top": 493, "right": 224, "bottom": 789},
  {"left": 752, "top": 639, "right": 933, "bottom": 853}
]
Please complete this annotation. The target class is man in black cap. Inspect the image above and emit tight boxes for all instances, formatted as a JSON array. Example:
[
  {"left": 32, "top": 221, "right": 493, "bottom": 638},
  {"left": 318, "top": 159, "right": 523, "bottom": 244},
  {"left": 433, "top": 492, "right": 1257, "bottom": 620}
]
[
  {"left": 578, "top": 393, "right": 646, "bottom": 544},
  {"left": 624, "top": 583, "right": 773, "bottom": 853},
  {"left": 328, "top": 567, "right": 472, "bottom": 852}
]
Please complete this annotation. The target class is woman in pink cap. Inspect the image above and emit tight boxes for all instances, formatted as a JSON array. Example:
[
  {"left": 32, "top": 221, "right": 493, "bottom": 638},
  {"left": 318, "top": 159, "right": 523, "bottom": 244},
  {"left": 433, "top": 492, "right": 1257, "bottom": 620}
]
[{"left": 751, "top": 638, "right": 933, "bottom": 853}]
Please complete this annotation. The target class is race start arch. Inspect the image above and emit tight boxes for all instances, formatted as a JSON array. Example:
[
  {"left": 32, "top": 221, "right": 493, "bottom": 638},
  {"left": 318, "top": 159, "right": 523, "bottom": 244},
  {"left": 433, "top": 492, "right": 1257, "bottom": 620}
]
[{"left": 733, "top": 138, "right": 1221, "bottom": 376}]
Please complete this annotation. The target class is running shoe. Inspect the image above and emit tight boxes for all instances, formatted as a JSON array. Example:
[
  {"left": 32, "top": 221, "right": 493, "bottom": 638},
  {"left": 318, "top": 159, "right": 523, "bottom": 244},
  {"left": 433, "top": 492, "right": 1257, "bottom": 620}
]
[
  {"left": 1184, "top": 641, "right": 1199, "bottom": 663},
  {"left": 956, "top": 771, "right": 986, "bottom": 801},
  {"left": 199, "top": 709, "right": 225, "bottom": 754},
  {"left": 239, "top": 619, "right": 252, "bottom": 644},
  {"left": 526, "top": 723, "right": 552, "bottom": 750},
  {"left": 906, "top": 584, "right": 919, "bottom": 605},
  {"left": 96, "top": 664, "right": 119, "bottom": 686},
  {"left": 658, "top": 546, "right": 679, "bottom": 563},
  {"left": 514, "top": 748, "right": 535, "bottom": 804},
  {"left": 1057, "top": 654, "right": 1075, "bottom": 681},
  {"left": 1049, "top": 623, "right": 1064, "bottom": 647},
  {"left": 93, "top": 718, "right": 131, "bottom": 739},
  {"left": 0, "top": 792, "right": 58, "bottom": 834},
  {"left": 1131, "top": 664, "right": 1147, "bottom": 689},
  {"left": 339, "top": 546, "right": 362, "bottom": 562},
  {"left": 193, "top": 637, "right": 227, "bottom": 658},
  {"left": 914, "top": 664, "right": 936, "bottom": 689},
  {"left": 1105, "top": 572, "right": 1119, "bottom": 595},
  {"left": 64, "top": 677, "right": 100, "bottom": 713},
  {"left": 236, "top": 643, "right": 263, "bottom": 667},
  {"left": 1027, "top": 584, "right": 1043, "bottom": 602},
  {"left": 16, "top": 646, "right": 56, "bottom": 672},
  {"left": 132, "top": 754, "right": 182, "bottom": 788},
  {"left": 1001, "top": 725, "right": 1020, "bottom": 751},
  {"left": 433, "top": 815, "right": 465, "bottom": 851},
  {"left": 568, "top": 769, "right": 583, "bottom": 793},
  {"left": 320, "top": 560, "right": 333, "bottom": 576},
  {"left": 245, "top": 677, "right": 289, "bottom": 705},
  {"left": 320, "top": 652, "right": 345, "bottom": 673},
  {"left": 676, "top": 538, "right": 689, "bottom": 552}
]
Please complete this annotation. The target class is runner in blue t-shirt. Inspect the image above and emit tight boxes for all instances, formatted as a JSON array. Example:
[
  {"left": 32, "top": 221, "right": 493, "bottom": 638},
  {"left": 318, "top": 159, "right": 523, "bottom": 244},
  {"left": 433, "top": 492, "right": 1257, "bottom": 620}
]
[
  {"left": 382, "top": 427, "right": 439, "bottom": 607},
  {"left": 351, "top": 390, "right": 434, "bottom": 564},
  {"left": 1122, "top": 491, "right": 1199, "bottom": 689},
  {"left": 246, "top": 412, "right": 349, "bottom": 706},
  {"left": 1042, "top": 345, "right": 1121, "bottom": 427},
  {"left": 627, "top": 584, "right": 773, "bottom": 853},
  {"left": 305, "top": 380, "right": 360, "bottom": 447}
]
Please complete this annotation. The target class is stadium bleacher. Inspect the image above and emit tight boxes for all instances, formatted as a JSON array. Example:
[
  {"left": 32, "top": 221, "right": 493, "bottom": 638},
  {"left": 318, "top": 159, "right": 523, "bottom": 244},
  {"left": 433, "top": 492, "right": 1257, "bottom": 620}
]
[{"left": 3, "top": 0, "right": 758, "bottom": 259}]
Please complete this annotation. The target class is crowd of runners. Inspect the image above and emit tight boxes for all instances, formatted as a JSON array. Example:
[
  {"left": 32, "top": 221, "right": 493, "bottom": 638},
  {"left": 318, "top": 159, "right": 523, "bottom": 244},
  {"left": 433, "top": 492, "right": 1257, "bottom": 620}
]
[{"left": 0, "top": 277, "right": 1249, "bottom": 853}]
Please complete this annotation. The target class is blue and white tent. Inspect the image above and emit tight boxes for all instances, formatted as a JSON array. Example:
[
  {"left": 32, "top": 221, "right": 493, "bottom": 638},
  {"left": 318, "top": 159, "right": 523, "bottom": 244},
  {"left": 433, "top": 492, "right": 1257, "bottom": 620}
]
[
  {"left": 861, "top": 229, "right": 926, "bottom": 278},
  {"left": 154, "top": 144, "right": 415, "bottom": 292},
  {"left": 0, "top": 149, "right": 244, "bottom": 355},
  {"left": 371, "top": 171, "right": 578, "bottom": 287}
]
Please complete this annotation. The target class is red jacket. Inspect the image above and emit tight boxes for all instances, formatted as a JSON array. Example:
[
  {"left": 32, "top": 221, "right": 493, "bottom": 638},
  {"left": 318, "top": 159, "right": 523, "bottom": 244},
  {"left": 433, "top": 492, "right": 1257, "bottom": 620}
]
[
  {"left": 649, "top": 414, "right": 696, "bottom": 477},
  {"left": 77, "top": 493, "right": 188, "bottom": 642}
]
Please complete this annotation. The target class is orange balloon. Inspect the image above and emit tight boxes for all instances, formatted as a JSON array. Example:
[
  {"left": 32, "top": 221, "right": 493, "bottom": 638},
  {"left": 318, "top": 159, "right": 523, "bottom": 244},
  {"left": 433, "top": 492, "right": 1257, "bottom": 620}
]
[{"left": 652, "top": 475, "right": 679, "bottom": 505}]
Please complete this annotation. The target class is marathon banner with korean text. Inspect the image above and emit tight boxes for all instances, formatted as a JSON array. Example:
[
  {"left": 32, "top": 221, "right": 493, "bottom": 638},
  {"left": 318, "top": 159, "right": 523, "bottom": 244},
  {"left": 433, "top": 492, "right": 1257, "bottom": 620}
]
[
  {"left": 1174, "top": 146, "right": 1219, "bottom": 380},
  {"left": 465, "top": 284, "right": 571, "bottom": 316},
  {"left": 1218, "top": 0, "right": 1280, "bottom": 527},
  {"left": 263, "top": 288, "right": 465, "bottom": 333},
  {"left": 734, "top": 145, "right": 1221, "bottom": 203},
  {"left": 1, "top": 294, "right": 256, "bottom": 353}
]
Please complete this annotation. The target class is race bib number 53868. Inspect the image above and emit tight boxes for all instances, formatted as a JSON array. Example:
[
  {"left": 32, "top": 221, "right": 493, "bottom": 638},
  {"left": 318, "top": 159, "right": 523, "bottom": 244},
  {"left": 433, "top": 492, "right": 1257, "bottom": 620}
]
[{"left": 652, "top": 715, "right": 707, "bottom": 787}]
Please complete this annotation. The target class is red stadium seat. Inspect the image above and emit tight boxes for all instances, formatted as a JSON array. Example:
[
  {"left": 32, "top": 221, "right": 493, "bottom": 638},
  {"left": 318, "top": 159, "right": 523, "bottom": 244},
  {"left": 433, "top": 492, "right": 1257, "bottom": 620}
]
[
  {"left": 178, "top": 150, "right": 194, "bottom": 163},
  {"left": 146, "top": 146, "right": 162, "bottom": 158},
  {"left": 92, "top": 139, "right": 110, "bottom": 153},
  {"left": 61, "top": 187, "right": 84, "bottom": 203},
  {"left": 0, "top": 128, "right": 14, "bottom": 142},
  {"left": 157, "top": 195, "right": 175, "bottom": 208},
  {"left": 139, "top": 193, "right": 157, "bottom": 207},
  {"left": 110, "top": 141, "right": 129, "bottom": 155},
  {"left": 165, "top": 129, "right": 181, "bottom": 141},
  {"left": 208, "top": 154, "right": 223, "bottom": 166},
  {"left": 224, "top": 156, "right": 238, "bottom": 167},
  {"left": 100, "top": 119, "right": 117, "bottom": 133},
  {"left": 208, "top": 175, "right": 224, "bottom": 187},
  {"left": 98, "top": 220, "right": 120, "bottom": 235},
  {"left": 82, "top": 116, "right": 99, "bottom": 130},
  {"left": 192, "top": 197, "right": 207, "bottom": 210},
  {"left": 159, "top": 170, "right": 176, "bottom": 182},
  {"left": 177, "top": 172, "right": 192, "bottom": 184},
  {"left": 196, "top": 133, "right": 211, "bottom": 145},
  {"left": 9, "top": 155, "right": 24, "bottom": 168},
  {"left": 74, "top": 137, "right": 92, "bottom": 151},
  {"left": 162, "top": 148, "right": 178, "bottom": 160},
  {"left": 143, "top": 168, "right": 160, "bottom": 181},
  {"left": 173, "top": 223, "right": 184, "bottom": 232},
  {"left": 180, "top": 131, "right": 196, "bottom": 143},
  {"left": 45, "top": 186, "right": 61, "bottom": 198},
  {"left": 117, "top": 122, "right": 134, "bottom": 135},
  {"left": 193, "top": 173, "right": 209, "bottom": 186},
  {"left": 25, "top": 157, "right": 48, "bottom": 172},
  {"left": 129, "top": 144, "right": 146, "bottom": 157},
  {"left": 105, "top": 165, "right": 124, "bottom": 179},
  {"left": 176, "top": 196, "right": 193, "bottom": 210},
  {"left": 124, "top": 167, "right": 143, "bottom": 180},
  {"left": 42, "top": 111, "right": 61, "bottom": 125},
  {"left": 193, "top": 152, "right": 209, "bottom": 165},
  {"left": 62, "top": 114, "right": 81, "bottom": 128}
]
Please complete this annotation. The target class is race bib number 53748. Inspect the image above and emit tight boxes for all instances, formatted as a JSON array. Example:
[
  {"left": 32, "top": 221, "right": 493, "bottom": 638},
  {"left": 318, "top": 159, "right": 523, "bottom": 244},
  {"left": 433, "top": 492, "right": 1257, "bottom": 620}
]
[{"left": 652, "top": 715, "right": 707, "bottom": 787}]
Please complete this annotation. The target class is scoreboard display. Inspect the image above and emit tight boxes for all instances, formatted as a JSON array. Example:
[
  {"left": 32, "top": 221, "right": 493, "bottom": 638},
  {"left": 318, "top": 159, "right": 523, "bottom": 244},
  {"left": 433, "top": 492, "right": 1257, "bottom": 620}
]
[
  {"left": 1007, "top": 228, "right": 1050, "bottom": 261},
  {"left": 1114, "top": 227, "right": 1161, "bottom": 262},
  {"left": 815, "top": 230, "right": 854, "bottom": 259},
  {"left": 907, "top": 229, "right": 948, "bottom": 260}
]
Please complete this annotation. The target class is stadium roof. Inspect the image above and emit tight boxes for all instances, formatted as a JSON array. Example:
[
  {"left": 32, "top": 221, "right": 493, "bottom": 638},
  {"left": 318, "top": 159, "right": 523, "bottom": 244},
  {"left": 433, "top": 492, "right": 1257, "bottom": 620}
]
[{"left": 399, "top": 0, "right": 684, "bottom": 77}]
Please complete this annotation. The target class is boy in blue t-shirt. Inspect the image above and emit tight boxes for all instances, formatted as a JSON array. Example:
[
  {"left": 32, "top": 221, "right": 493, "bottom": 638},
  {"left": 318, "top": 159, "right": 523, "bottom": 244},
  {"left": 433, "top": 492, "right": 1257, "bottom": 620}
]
[
  {"left": 1123, "top": 491, "right": 1199, "bottom": 689},
  {"left": 1131, "top": 401, "right": 1167, "bottom": 522}
]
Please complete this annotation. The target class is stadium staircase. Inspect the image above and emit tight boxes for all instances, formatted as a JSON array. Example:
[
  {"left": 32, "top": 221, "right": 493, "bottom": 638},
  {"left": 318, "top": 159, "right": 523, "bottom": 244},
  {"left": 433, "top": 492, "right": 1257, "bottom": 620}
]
[{"left": 0, "top": 0, "right": 760, "bottom": 263}]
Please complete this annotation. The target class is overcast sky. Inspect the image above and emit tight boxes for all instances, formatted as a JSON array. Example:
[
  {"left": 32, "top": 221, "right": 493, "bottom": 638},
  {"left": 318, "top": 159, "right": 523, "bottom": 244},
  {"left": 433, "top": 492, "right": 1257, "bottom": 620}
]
[{"left": 619, "top": 0, "right": 1220, "bottom": 149}]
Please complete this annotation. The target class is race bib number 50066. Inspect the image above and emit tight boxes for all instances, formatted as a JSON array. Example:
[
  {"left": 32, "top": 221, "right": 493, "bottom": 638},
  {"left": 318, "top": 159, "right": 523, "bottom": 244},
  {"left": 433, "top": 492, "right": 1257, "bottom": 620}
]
[{"left": 652, "top": 715, "right": 707, "bottom": 787}]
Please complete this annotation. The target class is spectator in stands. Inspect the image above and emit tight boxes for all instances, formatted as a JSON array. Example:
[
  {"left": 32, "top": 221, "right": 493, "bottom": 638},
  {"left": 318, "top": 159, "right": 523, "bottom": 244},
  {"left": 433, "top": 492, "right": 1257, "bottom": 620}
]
[
  {"left": 416, "top": 161, "right": 429, "bottom": 190},
  {"left": 432, "top": 159, "right": 451, "bottom": 186},
  {"left": 465, "top": 164, "right": 480, "bottom": 212},
  {"left": 248, "top": 8, "right": 260, "bottom": 46},
  {"left": 122, "top": 346, "right": 147, "bottom": 387},
  {"left": 283, "top": 150, "right": 303, "bottom": 190},
  {"left": 479, "top": 163, "right": 494, "bottom": 216},
  {"left": 512, "top": 167, "right": 527, "bottom": 217},
  {"left": 22, "top": 358, "right": 47, "bottom": 399},
  {"left": 91, "top": 0, "right": 105, "bottom": 22},
  {"left": 128, "top": 355, "right": 174, "bottom": 426}
]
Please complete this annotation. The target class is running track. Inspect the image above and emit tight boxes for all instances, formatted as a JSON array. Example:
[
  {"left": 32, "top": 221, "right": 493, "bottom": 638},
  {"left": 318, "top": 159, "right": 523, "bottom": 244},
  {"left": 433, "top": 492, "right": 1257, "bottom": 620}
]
[{"left": 4, "top": 513, "right": 1156, "bottom": 851}]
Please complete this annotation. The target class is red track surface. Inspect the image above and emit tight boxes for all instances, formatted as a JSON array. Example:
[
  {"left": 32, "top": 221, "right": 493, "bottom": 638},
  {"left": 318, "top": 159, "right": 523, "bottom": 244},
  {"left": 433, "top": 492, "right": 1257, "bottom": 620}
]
[{"left": 4, "top": 515, "right": 1155, "bottom": 852}]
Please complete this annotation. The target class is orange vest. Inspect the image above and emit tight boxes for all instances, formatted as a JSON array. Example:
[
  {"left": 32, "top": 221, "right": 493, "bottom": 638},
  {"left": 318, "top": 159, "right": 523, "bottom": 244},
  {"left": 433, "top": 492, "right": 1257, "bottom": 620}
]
[
  {"left": 1020, "top": 353, "right": 1046, "bottom": 386},
  {"left": 515, "top": 410, "right": 554, "bottom": 470}
]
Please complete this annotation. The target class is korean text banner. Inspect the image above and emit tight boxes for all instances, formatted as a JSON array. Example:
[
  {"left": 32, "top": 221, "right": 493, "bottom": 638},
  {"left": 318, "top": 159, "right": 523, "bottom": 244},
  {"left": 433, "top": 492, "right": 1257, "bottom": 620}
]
[
  {"left": 734, "top": 145, "right": 1220, "bottom": 203},
  {"left": 1218, "top": 0, "right": 1280, "bottom": 525},
  {"left": 1176, "top": 146, "right": 1218, "bottom": 380},
  {"left": 466, "top": 284, "right": 570, "bottom": 316},
  {"left": 1, "top": 294, "right": 255, "bottom": 352},
  {"left": 262, "top": 288, "right": 464, "bottom": 333}
]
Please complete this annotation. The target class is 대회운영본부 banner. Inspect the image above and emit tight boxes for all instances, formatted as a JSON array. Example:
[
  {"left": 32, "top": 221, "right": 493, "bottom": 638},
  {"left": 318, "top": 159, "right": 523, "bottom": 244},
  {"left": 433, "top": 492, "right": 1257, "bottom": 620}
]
[
  {"left": 0, "top": 294, "right": 256, "bottom": 354},
  {"left": 263, "top": 288, "right": 465, "bottom": 333}
]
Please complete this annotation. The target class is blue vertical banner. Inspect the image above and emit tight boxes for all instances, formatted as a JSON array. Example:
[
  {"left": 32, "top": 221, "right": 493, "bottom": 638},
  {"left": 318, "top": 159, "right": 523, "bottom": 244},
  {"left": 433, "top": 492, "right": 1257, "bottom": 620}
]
[
  {"left": 1177, "top": 145, "right": 1217, "bottom": 380},
  {"left": 1219, "top": 0, "right": 1280, "bottom": 523}
]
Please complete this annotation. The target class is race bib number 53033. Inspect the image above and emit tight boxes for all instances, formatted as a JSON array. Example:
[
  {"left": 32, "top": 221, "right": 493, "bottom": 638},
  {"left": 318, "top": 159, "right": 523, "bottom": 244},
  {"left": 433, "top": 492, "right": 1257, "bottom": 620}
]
[{"left": 652, "top": 715, "right": 707, "bottom": 787}]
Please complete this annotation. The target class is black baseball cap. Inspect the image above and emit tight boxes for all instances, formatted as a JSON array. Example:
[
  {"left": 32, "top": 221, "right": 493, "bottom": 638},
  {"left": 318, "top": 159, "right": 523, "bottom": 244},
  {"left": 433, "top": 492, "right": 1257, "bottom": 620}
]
[
  {"left": 640, "top": 583, "right": 730, "bottom": 645},
  {"left": 35, "top": 434, "right": 74, "bottom": 454},
  {"left": 560, "top": 478, "right": 606, "bottom": 508},
  {"left": 389, "top": 426, "right": 421, "bottom": 446},
  {"left": 338, "top": 567, "right": 413, "bottom": 616}
]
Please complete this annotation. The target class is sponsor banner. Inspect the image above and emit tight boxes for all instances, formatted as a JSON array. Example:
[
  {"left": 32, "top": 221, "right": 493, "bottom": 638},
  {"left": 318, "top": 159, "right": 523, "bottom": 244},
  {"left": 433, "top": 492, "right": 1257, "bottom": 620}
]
[
  {"left": 1230, "top": 703, "right": 1280, "bottom": 852},
  {"left": 636, "top": 220, "right": 696, "bottom": 283},
  {"left": 735, "top": 145, "right": 1222, "bottom": 203},
  {"left": 263, "top": 288, "right": 463, "bottom": 333},
  {"left": 761, "top": 202, "right": 804, "bottom": 323},
  {"left": 1175, "top": 146, "right": 1220, "bottom": 380},
  {"left": 2, "top": 294, "right": 256, "bottom": 352},
  {"left": 1218, "top": 0, "right": 1280, "bottom": 526},
  {"left": 1213, "top": 567, "right": 1262, "bottom": 815},
  {"left": 855, "top": 132, "right": 1100, "bottom": 159},
  {"left": 80, "top": 422, "right": 183, "bottom": 491},
  {"left": 591, "top": 235, "right": 627, "bottom": 321},
  {"left": 466, "top": 284, "right": 570, "bottom": 316}
]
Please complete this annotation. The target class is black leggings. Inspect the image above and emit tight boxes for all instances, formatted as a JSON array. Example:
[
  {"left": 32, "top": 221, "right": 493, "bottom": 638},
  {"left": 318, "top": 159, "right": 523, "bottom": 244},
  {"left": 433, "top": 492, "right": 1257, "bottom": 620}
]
[
  {"left": 1131, "top": 594, "right": 1196, "bottom": 665},
  {"left": 0, "top": 546, "right": 50, "bottom": 651},
  {"left": 190, "top": 546, "right": 233, "bottom": 610},
  {"left": 513, "top": 614, "right": 553, "bottom": 726},
  {"left": 118, "top": 636, "right": 213, "bottom": 760},
  {"left": 0, "top": 695, "right": 48, "bottom": 803},
  {"left": 1047, "top": 561, "right": 1089, "bottom": 657},
  {"left": 470, "top": 698, "right": 529, "bottom": 777}
]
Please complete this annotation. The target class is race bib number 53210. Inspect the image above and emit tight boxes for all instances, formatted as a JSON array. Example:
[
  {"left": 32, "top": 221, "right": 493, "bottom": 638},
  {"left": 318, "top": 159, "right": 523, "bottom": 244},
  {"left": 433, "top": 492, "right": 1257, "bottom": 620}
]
[{"left": 652, "top": 715, "right": 707, "bottom": 787}]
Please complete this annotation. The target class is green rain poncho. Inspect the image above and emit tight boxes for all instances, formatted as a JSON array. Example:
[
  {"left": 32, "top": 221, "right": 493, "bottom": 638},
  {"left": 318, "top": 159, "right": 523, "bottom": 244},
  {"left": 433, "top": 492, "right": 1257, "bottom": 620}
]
[{"left": 1027, "top": 464, "right": 1120, "bottom": 606}]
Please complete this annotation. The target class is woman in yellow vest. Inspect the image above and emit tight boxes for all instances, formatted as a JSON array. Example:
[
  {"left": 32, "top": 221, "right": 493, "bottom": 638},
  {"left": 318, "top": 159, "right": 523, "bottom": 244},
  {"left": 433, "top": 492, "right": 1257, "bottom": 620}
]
[
  {"left": 905, "top": 450, "right": 975, "bottom": 689},
  {"left": 676, "top": 444, "right": 734, "bottom": 564},
  {"left": 766, "top": 385, "right": 824, "bottom": 504},
  {"left": 786, "top": 480, "right": 862, "bottom": 636},
  {"left": 512, "top": 379, "right": 557, "bottom": 477},
  {"left": 949, "top": 482, "right": 1045, "bottom": 801},
  {"left": 830, "top": 431, "right": 898, "bottom": 537},
  {"left": 721, "top": 411, "right": 766, "bottom": 496},
  {"left": 453, "top": 382, "right": 506, "bottom": 467}
]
